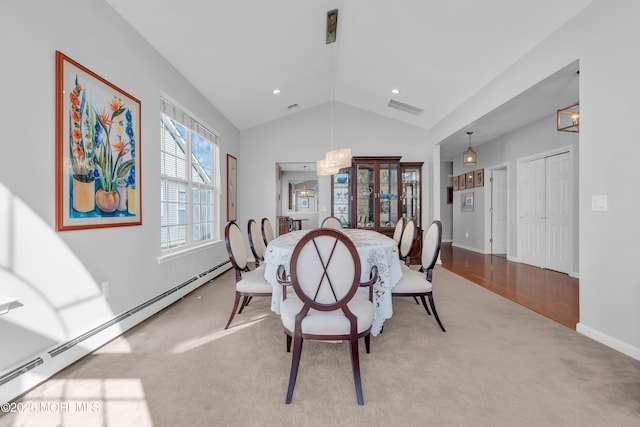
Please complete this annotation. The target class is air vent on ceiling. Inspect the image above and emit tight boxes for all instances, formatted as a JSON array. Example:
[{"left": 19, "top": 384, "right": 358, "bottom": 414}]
[
  {"left": 287, "top": 103, "right": 299, "bottom": 110},
  {"left": 387, "top": 99, "right": 424, "bottom": 116}
]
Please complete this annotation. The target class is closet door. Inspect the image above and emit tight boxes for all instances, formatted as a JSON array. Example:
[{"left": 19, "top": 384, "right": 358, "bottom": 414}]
[
  {"left": 519, "top": 152, "right": 572, "bottom": 274},
  {"left": 545, "top": 153, "right": 571, "bottom": 273},
  {"left": 519, "top": 158, "right": 546, "bottom": 268}
]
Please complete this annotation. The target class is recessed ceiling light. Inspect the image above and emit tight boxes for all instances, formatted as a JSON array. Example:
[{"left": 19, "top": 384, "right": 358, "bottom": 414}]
[
  {"left": 273, "top": 89, "right": 281, "bottom": 95},
  {"left": 391, "top": 88, "right": 400, "bottom": 94}
]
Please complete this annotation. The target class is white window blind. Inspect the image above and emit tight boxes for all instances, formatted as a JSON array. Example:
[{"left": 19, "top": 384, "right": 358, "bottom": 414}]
[{"left": 160, "top": 98, "right": 220, "bottom": 251}]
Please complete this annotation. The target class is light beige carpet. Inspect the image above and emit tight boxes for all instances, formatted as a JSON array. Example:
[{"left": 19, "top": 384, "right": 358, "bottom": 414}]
[{"left": 1, "top": 267, "right": 639, "bottom": 427}]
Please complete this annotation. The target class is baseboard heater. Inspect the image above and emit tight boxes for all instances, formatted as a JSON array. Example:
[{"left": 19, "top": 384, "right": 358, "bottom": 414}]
[{"left": 0, "top": 261, "right": 230, "bottom": 387}]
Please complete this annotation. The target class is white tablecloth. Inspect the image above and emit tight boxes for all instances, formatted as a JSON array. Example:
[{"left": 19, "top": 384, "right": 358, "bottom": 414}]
[{"left": 263, "top": 229, "right": 403, "bottom": 336}]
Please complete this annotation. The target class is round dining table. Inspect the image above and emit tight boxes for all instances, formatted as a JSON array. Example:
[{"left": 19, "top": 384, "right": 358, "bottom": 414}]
[{"left": 263, "top": 228, "right": 403, "bottom": 336}]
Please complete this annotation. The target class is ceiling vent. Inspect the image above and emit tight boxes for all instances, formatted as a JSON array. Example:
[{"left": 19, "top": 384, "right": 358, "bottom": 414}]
[{"left": 387, "top": 99, "right": 423, "bottom": 116}]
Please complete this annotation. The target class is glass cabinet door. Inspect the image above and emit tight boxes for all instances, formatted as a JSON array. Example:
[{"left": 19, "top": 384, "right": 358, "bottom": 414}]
[
  {"left": 332, "top": 169, "right": 351, "bottom": 227},
  {"left": 401, "top": 164, "right": 422, "bottom": 227},
  {"left": 379, "top": 162, "right": 399, "bottom": 227},
  {"left": 356, "top": 163, "right": 375, "bottom": 228}
]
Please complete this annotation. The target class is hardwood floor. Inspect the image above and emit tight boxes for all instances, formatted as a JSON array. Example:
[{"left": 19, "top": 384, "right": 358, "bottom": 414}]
[{"left": 439, "top": 243, "right": 579, "bottom": 330}]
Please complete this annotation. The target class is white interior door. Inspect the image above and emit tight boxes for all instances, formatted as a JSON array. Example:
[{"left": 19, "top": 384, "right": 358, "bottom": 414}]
[
  {"left": 491, "top": 169, "right": 507, "bottom": 255},
  {"left": 545, "top": 152, "right": 571, "bottom": 273},
  {"left": 519, "top": 158, "right": 546, "bottom": 268}
]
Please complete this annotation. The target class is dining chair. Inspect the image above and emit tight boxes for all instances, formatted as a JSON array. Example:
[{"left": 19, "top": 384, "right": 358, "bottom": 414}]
[
  {"left": 261, "top": 217, "right": 275, "bottom": 246},
  {"left": 392, "top": 220, "right": 446, "bottom": 332},
  {"left": 392, "top": 217, "right": 405, "bottom": 246},
  {"left": 247, "top": 219, "right": 265, "bottom": 268},
  {"left": 223, "top": 221, "right": 272, "bottom": 330},
  {"left": 276, "top": 228, "right": 378, "bottom": 405},
  {"left": 399, "top": 219, "right": 417, "bottom": 267},
  {"left": 321, "top": 215, "right": 342, "bottom": 229}
]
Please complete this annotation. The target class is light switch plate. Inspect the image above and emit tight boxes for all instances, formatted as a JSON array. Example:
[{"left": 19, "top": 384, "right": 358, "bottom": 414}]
[{"left": 591, "top": 195, "right": 607, "bottom": 211}]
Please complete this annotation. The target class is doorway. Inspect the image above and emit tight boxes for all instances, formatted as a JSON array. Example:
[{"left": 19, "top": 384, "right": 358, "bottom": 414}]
[
  {"left": 490, "top": 168, "right": 508, "bottom": 257},
  {"left": 518, "top": 148, "right": 573, "bottom": 274}
]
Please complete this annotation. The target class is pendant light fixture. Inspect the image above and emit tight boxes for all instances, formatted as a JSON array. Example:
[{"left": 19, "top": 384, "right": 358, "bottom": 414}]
[
  {"left": 317, "top": 8, "right": 351, "bottom": 176},
  {"left": 463, "top": 131, "right": 476, "bottom": 166},
  {"left": 296, "top": 165, "right": 315, "bottom": 197}
]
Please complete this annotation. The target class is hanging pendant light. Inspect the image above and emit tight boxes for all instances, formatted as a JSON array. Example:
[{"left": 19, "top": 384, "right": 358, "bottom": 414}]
[
  {"left": 463, "top": 131, "right": 476, "bottom": 166},
  {"left": 296, "top": 165, "right": 315, "bottom": 197},
  {"left": 317, "top": 8, "right": 351, "bottom": 176}
]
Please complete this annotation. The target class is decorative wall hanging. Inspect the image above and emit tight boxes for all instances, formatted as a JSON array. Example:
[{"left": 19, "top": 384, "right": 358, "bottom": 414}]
[
  {"left": 458, "top": 174, "right": 466, "bottom": 190},
  {"left": 466, "top": 171, "right": 475, "bottom": 189},
  {"left": 453, "top": 175, "right": 459, "bottom": 191},
  {"left": 56, "top": 51, "right": 141, "bottom": 231},
  {"left": 461, "top": 192, "right": 474, "bottom": 211},
  {"left": 226, "top": 154, "right": 238, "bottom": 221},
  {"left": 475, "top": 169, "right": 484, "bottom": 187}
]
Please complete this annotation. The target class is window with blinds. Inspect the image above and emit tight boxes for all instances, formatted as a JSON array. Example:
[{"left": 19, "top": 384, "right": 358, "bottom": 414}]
[{"left": 160, "top": 98, "right": 220, "bottom": 251}]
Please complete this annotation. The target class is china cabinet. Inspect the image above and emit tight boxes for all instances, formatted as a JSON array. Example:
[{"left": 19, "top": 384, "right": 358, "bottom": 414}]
[{"left": 330, "top": 157, "right": 424, "bottom": 262}]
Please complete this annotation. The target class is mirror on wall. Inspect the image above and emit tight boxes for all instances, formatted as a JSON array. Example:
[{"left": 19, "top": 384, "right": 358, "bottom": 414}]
[
  {"left": 275, "top": 162, "right": 320, "bottom": 231},
  {"left": 276, "top": 162, "right": 318, "bottom": 214}
]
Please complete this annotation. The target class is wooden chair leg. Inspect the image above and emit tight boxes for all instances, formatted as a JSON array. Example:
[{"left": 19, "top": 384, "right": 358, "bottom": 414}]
[
  {"left": 419, "top": 295, "right": 432, "bottom": 315},
  {"left": 413, "top": 296, "right": 420, "bottom": 305},
  {"left": 224, "top": 292, "right": 242, "bottom": 329},
  {"left": 286, "top": 333, "right": 292, "bottom": 352},
  {"left": 285, "top": 335, "right": 303, "bottom": 404},
  {"left": 349, "top": 337, "right": 364, "bottom": 405},
  {"left": 428, "top": 292, "right": 446, "bottom": 332},
  {"left": 364, "top": 333, "right": 371, "bottom": 354},
  {"left": 238, "top": 296, "right": 250, "bottom": 314}
]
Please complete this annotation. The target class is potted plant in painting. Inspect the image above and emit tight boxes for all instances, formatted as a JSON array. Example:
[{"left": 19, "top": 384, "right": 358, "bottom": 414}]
[
  {"left": 93, "top": 98, "right": 136, "bottom": 213},
  {"left": 69, "top": 77, "right": 96, "bottom": 213}
]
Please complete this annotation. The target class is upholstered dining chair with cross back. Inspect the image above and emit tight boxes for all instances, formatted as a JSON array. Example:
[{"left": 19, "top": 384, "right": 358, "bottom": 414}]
[
  {"left": 392, "top": 220, "right": 446, "bottom": 332},
  {"left": 223, "top": 221, "right": 272, "bottom": 330},
  {"left": 276, "top": 228, "right": 378, "bottom": 405}
]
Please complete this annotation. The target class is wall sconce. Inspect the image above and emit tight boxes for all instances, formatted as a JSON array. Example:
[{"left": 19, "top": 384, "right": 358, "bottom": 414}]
[{"left": 557, "top": 103, "right": 579, "bottom": 132}]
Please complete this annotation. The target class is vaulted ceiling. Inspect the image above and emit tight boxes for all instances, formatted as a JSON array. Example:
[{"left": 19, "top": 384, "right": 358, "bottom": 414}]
[{"left": 106, "top": 0, "right": 589, "bottom": 158}]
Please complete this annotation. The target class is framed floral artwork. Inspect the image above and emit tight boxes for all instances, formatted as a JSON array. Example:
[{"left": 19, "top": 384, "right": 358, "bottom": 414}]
[
  {"left": 226, "top": 154, "right": 237, "bottom": 221},
  {"left": 453, "top": 175, "right": 459, "bottom": 191},
  {"left": 56, "top": 51, "right": 141, "bottom": 231}
]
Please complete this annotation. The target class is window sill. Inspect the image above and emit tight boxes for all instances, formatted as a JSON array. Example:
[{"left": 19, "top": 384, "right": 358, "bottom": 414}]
[{"left": 157, "top": 240, "right": 223, "bottom": 264}]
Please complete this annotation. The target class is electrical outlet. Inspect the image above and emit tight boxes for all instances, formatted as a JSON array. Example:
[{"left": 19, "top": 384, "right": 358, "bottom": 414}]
[{"left": 101, "top": 281, "right": 110, "bottom": 299}]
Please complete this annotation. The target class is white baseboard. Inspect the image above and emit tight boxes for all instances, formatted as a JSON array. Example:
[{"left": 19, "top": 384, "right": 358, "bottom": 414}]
[
  {"left": 451, "top": 243, "right": 487, "bottom": 254},
  {"left": 576, "top": 323, "right": 640, "bottom": 361},
  {"left": 570, "top": 271, "right": 579, "bottom": 278},
  {"left": 0, "top": 264, "right": 231, "bottom": 404},
  {"left": 441, "top": 239, "right": 453, "bottom": 243}
]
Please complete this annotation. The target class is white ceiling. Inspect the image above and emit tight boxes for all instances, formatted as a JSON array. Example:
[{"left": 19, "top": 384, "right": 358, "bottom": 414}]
[{"left": 106, "top": 0, "right": 589, "bottom": 157}]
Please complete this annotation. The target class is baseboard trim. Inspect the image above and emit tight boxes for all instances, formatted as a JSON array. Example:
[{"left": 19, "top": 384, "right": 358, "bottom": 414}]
[
  {"left": 0, "top": 261, "right": 231, "bottom": 403},
  {"left": 576, "top": 323, "right": 640, "bottom": 361},
  {"left": 451, "top": 243, "right": 487, "bottom": 254}
]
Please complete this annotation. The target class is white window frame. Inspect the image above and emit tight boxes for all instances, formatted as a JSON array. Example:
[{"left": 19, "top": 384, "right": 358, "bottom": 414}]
[{"left": 160, "top": 97, "right": 221, "bottom": 258}]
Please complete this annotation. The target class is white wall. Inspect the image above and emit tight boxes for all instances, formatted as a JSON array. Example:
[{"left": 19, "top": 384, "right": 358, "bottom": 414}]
[
  {"left": 0, "top": 0, "right": 240, "bottom": 402},
  {"left": 240, "top": 101, "right": 431, "bottom": 234},
  {"left": 430, "top": 0, "right": 640, "bottom": 359}
]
